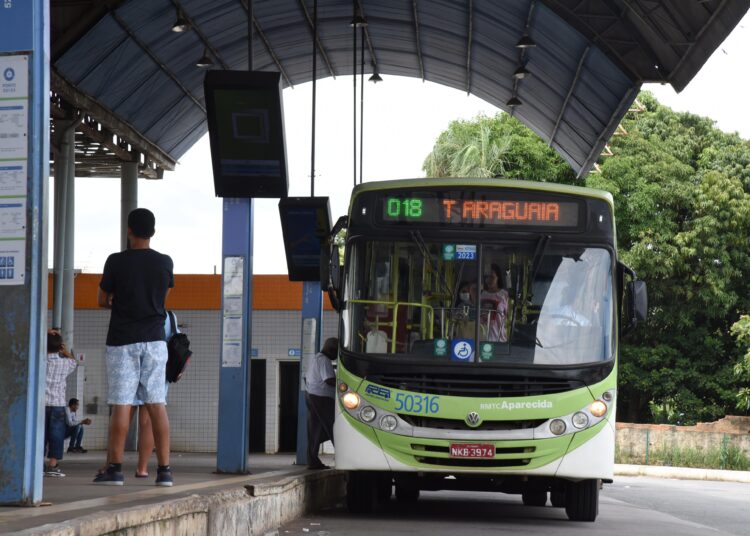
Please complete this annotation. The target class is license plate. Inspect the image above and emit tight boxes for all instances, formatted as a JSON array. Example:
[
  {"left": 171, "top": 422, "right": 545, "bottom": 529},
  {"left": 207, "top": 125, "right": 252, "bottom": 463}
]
[{"left": 449, "top": 443, "right": 495, "bottom": 458}]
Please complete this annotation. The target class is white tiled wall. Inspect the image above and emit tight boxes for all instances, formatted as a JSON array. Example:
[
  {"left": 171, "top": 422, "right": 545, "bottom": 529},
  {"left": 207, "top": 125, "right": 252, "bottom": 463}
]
[{"left": 60, "top": 309, "right": 339, "bottom": 453}]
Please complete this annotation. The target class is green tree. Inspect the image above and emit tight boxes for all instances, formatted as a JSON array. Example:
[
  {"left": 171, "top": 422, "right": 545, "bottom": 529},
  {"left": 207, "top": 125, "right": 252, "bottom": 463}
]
[
  {"left": 423, "top": 113, "right": 575, "bottom": 183},
  {"left": 729, "top": 316, "right": 750, "bottom": 411},
  {"left": 592, "top": 93, "right": 750, "bottom": 422}
]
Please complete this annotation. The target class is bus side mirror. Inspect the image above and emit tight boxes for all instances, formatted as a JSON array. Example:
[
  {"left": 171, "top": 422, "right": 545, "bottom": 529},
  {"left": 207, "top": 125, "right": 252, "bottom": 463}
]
[{"left": 626, "top": 280, "right": 648, "bottom": 328}]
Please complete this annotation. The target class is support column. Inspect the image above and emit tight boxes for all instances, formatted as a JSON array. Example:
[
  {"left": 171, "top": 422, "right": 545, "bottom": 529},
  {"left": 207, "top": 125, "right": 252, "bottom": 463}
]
[
  {"left": 61, "top": 128, "right": 75, "bottom": 348},
  {"left": 51, "top": 121, "right": 73, "bottom": 329},
  {"left": 0, "top": 0, "right": 50, "bottom": 505},
  {"left": 120, "top": 159, "right": 138, "bottom": 251},
  {"left": 120, "top": 159, "right": 138, "bottom": 450},
  {"left": 216, "top": 198, "right": 253, "bottom": 473},
  {"left": 296, "top": 281, "right": 323, "bottom": 466}
]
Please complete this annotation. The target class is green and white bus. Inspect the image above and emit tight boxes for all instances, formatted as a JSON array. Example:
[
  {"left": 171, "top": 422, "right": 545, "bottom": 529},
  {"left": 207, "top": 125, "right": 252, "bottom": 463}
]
[{"left": 323, "top": 178, "right": 646, "bottom": 522}]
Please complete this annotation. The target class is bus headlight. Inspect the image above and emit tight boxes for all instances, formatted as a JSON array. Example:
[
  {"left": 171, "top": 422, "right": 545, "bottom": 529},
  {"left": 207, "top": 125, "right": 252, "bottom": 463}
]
[
  {"left": 601, "top": 390, "right": 614, "bottom": 402},
  {"left": 342, "top": 392, "right": 361, "bottom": 410},
  {"left": 380, "top": 415, "right": 398, "bottom": 431},
  {"left": 572, "top": 411, "right": 589, "bottom": 429},
  {"left": 360, "top": 406, "right": 376, "bottom": 422},
  {"left": 589, "top": 400, "right": 608, "bottom": 417},
  {"left": 549, "top": 419, "right": 566, "bottom": 435}
]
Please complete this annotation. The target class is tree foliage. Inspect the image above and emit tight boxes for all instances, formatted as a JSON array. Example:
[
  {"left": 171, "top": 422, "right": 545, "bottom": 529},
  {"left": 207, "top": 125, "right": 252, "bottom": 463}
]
[
  {"left": 729, "top": 316, "right": 750, "bottom": 412},
  {"left": 423, "top": 92, "right": 750, "bottom": 423},
  {"left": 423, "top": 113, "right": 576, "bottom": 183}
]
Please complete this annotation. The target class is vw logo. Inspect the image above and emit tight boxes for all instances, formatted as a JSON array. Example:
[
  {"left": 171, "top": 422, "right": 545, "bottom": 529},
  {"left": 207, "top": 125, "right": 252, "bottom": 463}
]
[{"left": 465, "top": 411, "right": 481, "bottom": 427}]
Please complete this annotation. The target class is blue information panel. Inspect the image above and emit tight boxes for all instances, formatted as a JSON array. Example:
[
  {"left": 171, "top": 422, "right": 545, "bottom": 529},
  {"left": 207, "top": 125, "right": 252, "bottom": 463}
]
[{"left": 0, "top": 2, "right": 34, "bottom": 51}]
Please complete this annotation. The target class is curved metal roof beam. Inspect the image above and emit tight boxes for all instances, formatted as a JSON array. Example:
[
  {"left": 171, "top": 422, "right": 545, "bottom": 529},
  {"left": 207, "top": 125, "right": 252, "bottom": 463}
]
[
  {"left": 549, "top": 45, "right": 590, "bottom": 146},
  {"left": 296, "top": 0, "right": 337, "bottom": 79},
  {"left": 412, "top": 0, "right": 425, "bottom": 81},
  {"left": 465, "top": 0, "right": 474, "bottom": 95},
  {"left": 601, "top": 0, "right": 668, "bottom": 81},
  {"left": 108, "top": 8, "right": 206, "bottom": 114}
]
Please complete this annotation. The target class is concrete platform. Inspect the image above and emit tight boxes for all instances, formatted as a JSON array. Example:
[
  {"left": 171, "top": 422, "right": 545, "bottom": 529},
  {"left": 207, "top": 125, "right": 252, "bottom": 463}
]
[{"left": 0, "top": 452, "right": 343, "bottom": 535}]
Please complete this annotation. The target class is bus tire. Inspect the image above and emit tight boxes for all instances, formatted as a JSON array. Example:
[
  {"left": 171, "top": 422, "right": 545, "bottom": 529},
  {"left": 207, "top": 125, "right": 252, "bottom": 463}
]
[
  {"left": 550, "top": 489, "right": 565, "bottom": 507},
  {"left": 564, "top": 479, "right": 599, "bottom": 522},
  {"left": 346, "top": 471, "right": 377, "bottom": 513},
  {"left": 395, "top": 478, "right": 420, "bottom": 503},
  {"left": 521, "top": 490, "right": 547, "bottom": 507}
]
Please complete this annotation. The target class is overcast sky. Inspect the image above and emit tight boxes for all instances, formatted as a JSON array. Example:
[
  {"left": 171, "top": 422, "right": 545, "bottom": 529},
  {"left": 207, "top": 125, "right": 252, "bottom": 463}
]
[{"left": 60, "top": 12, "right": 750, "bottom": 275}]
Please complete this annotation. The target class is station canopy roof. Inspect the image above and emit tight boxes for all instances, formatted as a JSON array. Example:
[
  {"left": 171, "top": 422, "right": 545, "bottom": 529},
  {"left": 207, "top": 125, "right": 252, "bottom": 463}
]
[{"left": 51, "top": 0, "right": 750, "bottom": 179}]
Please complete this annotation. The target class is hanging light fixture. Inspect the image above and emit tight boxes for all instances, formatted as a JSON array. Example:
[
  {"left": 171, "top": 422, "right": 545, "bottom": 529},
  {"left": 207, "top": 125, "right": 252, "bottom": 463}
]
[
  {"left": 515, "top": 34, "right": 536, "bottom": 48},
  {"left": 368, "top": 69, "right": 383, "bottom": 83},
  {"left": 196, "top": 48, "right": 214, "bottom": 68},
  {"left": 171, "top": 10, "right": 190, "bottom": 33},
  {"left": 513, "top": 65, "right": 530, "bottom": 79},
  {"left": 507, "top": 95, "right": 522, "bottom": 107}
]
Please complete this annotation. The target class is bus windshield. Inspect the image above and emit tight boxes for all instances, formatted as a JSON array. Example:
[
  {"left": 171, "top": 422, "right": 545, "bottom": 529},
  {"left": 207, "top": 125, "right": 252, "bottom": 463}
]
[{"left": 342, "top": 237, "right": 614, "bottom": 365}]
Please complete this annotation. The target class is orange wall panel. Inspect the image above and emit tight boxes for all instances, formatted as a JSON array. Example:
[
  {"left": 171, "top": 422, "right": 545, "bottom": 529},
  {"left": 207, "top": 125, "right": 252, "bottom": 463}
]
[{"left": 49, "top": 273, "right": 333, "bottom": 311}]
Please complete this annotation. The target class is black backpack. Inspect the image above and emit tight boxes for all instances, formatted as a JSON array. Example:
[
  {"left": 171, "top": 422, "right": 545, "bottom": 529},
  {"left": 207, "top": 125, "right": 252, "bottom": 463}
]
[{"left": 166, "top": 311, "right": 192, "bottom": 383}]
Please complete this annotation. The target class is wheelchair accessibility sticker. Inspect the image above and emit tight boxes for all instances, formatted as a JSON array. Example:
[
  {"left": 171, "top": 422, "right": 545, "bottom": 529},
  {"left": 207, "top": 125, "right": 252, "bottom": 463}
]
[{"left": 451, "top": 339, "right": 475, "bottom": 362}]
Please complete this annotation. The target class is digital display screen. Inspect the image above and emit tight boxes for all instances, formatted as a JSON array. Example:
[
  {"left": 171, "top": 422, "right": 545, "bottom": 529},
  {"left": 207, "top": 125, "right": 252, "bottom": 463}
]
[
  {"left": 380, "top": 193, "right": 580, "bottom": 228},
  {"left": 279, "top": 198, "right": 331, "bottom": 281},
  {"left": 205, "top": 71, "right": 288, "bottom": 198}
]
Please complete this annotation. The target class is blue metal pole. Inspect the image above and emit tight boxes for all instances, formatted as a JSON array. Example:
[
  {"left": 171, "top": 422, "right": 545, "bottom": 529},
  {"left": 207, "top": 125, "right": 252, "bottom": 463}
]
[
  {"left": 0, "top": 0, "right": 49, "bottom": 505},
  {"left": 296, "top": 281, "right": 323, "bottom": 465},
  {"left": 216, "top": 198, "right": 253, "bottom": 473}
]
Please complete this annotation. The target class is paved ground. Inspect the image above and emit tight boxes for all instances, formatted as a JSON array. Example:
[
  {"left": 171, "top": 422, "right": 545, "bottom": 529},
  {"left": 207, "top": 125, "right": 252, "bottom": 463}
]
[
  {"left": 2, "top": 455, "right": 748, "bottom": 535},
  {"left": 0, "top": 452, "right": 331, "bottom": 534},
  {"left": 280, "top": 476, "right": 750, "bottom": 536}
]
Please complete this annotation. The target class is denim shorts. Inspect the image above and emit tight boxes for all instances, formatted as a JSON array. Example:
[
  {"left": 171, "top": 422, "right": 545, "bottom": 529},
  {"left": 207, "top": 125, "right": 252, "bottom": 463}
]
[{"left": 105, "top": 341, "right": 168, "bottom": 405}]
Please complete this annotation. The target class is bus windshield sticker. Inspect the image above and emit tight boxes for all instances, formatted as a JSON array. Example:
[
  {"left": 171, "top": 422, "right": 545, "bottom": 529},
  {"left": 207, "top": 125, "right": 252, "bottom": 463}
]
[
  {"left": 456, "top": 244, "right": 476, "bottom": 260},
  {"left": 434, "top": 338, "right": 449, "bottom": 357},
  {"left": 451, "top": 339, "right": 475, "bottom": 362}
]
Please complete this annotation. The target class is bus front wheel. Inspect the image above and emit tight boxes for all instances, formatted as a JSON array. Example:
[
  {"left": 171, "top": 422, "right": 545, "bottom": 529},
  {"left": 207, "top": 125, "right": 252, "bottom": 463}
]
[
  {"left": 394, "top": 476, "right": 420, "bottom": 503},
  {"left": 550, "top": 489, "right": 565, "bottom": 507},
  {"left": 564, "top": 479, "right": 599, "bottom": 522},
  {"left": 521, "top": 490, "right": 547, "bottom": 507},
  {"left": 346, "top": 471, "right": 377, "bottom": 513}
]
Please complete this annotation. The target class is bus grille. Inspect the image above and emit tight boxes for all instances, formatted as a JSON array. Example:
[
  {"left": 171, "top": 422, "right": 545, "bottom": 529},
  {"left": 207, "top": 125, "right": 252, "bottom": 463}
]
[
  {"left": 367, "top": 373, "right": 582, "bottom": 397},
  {"left": 411, "top": 443, "right": 535, "bottom": 468},
  {"left": 399, "top": 414, "right": 545, "bottom": 431}
]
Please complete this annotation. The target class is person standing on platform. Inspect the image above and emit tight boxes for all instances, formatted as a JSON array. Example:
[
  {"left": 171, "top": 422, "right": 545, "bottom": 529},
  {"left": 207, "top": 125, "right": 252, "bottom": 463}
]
[
  {"left": 134, "top": 310, "right": 181, "bottom": 478},
  {"left": 44, "top": 331, "right": 78, "bottom": 477},
  {"left": 304, "top": 337, "right": 338, "bottom": 470},
  {"left": 94, "top": 208, "right": 174, "bottom": 487}
]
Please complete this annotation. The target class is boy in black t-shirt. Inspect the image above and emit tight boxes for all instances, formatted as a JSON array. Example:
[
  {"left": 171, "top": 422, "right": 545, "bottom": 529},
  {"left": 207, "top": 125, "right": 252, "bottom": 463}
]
[{"left": 95, "top": 208, "right": 175, "bottom": 487}]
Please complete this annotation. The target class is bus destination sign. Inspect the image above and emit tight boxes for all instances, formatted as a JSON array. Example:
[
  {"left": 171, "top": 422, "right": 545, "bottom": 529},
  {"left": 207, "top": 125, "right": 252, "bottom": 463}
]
[{"left": 380, "top": 194, "right": 581, "bottom": 228}]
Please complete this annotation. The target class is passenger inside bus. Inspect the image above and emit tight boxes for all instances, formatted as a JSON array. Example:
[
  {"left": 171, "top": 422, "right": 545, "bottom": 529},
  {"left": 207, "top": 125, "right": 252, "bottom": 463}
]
[{"left": 480, "top": 263, "right": 509, "bottom": 342}]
